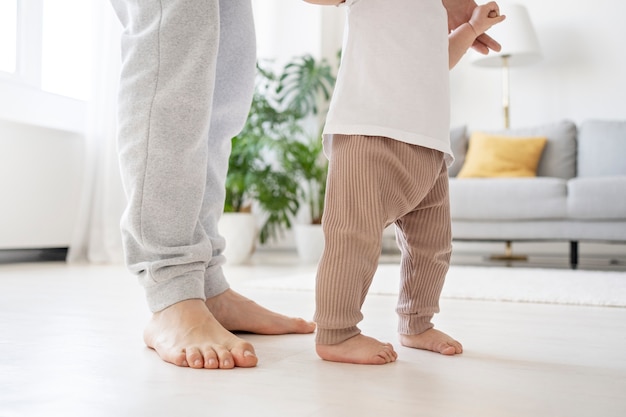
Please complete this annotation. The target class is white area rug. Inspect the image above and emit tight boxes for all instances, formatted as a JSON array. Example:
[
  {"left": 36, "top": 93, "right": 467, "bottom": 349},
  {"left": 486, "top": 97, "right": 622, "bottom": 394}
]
[{"left": 239, "top": 265, "right": 626, "bottom": 307}]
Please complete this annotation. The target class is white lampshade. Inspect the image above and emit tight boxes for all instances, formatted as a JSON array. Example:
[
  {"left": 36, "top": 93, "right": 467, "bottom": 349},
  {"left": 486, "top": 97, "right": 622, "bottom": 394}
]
[{"left": 472, "top": 3, "right": 542, "bottom": 67}]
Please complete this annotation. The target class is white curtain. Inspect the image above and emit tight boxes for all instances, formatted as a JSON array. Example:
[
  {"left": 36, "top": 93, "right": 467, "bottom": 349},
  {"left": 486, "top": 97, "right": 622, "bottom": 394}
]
[{"left": 67, "top": 1, "right": 125, "bottom": 264}]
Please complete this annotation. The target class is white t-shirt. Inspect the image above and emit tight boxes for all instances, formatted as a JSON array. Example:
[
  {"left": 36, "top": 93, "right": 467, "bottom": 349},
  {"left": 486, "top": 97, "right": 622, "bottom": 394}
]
[{"left": 324, "top": 0, "right": 452, "bottom": 165}]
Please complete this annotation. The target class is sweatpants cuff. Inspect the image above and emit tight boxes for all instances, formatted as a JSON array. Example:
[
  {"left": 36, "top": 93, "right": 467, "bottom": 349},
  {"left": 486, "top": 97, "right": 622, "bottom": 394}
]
[
  {"left": 144, "top": 272, "right": 206, "bottom": 313},
  {"left": 204, "top": 267, "right": 230, "bottom": 299},
  {"left": 315, "top": 326, "right": 361, "bottom": 345},
  {"left": 398, "top": 314, "right": 434, "bottom": 335}
]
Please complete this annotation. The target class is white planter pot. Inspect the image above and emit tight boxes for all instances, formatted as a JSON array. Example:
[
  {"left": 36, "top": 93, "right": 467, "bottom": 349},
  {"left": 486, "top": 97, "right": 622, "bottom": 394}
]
[
  {"left": 218, "top": 212, "right": 257, "bottom": 265},
  {"left": 294, "top": 223, "right": 325, "bottom": 264}
]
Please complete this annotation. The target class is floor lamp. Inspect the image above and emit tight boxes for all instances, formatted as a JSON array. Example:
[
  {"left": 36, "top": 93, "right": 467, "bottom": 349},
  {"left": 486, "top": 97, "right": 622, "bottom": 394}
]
[{"left": 471, "top": 3, "right": 542, "bottom": 261}]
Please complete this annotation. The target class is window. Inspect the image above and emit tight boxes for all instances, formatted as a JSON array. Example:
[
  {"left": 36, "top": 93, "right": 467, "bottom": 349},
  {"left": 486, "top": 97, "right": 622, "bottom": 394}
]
[
  {"left": 41, "top": 0, "right": 92, "bottom": 100},
  {"left": 0, "top": 0, "right": 18, "bottom": 74},
  {"left": 0, "top": 0, "right": 92, "bottom": 132}
]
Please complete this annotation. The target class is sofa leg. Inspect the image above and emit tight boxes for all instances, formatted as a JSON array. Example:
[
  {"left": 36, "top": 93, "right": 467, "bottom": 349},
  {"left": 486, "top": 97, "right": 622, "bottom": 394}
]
[{"left": 570, "top": 241, "right": 579, "bottom": 269}]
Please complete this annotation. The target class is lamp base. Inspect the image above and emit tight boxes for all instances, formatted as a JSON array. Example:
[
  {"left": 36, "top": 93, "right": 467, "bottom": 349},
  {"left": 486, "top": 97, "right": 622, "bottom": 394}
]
[{"left": 489, "top": 241, "right": 528, "bottom": 262}]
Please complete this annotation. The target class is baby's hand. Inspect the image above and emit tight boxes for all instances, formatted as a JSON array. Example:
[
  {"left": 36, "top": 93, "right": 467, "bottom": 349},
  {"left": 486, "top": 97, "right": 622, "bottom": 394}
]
[{"left": 470, "top": 2, "right": 506, "bottom": 36}]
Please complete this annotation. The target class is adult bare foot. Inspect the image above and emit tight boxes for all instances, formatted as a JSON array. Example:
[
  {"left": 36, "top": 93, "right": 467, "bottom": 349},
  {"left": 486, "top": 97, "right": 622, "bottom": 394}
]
[
  {"left": 399, "top": 328, "right": 463, "bottom": 355},
  {"left": 143, "top": 299, "right": 258, "bottom": 369},
  {"left": 205, "top": 289, "right": 316, "bottom": 335},
  {"left": 316, "top": 334, "right": 398, "bottom": 365}
]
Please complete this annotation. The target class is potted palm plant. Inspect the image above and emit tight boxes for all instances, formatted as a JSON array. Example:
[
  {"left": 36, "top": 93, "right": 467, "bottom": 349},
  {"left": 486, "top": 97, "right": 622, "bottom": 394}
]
[
  {"left": 276, "top": 55, "right": 335, "bottom": 262},
  {"left": 220, "top": 80, "right": 300, "bottom": 264},
  {"left": 278, "top": 135, "right": 328, "bottom": 262},
  {"left": 221, "top": 54, "right": 335, "bottom": 263},
  {"left": 278, "top": 136, "right": 327, "bottom": 225},
  {"left": 277, "top": 53, "right": 335, "bottom": 221}
]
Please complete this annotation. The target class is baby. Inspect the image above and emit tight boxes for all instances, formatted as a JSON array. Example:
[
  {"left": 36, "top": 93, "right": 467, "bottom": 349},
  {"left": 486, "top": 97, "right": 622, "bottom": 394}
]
[{"left": 303, "top": 0, "right": 505, "bottom": 364}]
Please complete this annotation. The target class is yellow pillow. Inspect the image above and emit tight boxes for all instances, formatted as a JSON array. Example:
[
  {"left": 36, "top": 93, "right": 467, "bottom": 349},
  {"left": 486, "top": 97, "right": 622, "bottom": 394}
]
[{"left": 457, "top": 132, "right": 547, "bottom": 178}]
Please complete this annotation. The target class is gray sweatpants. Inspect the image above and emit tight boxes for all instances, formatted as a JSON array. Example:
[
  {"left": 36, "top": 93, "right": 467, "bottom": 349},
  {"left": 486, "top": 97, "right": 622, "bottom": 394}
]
[{"left": 110, "top": 0, "right": 256, "bottom": 312}]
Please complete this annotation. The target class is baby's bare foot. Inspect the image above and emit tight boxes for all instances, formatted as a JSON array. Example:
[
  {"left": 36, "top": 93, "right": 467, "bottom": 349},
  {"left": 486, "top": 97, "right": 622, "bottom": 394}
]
[
  {"left": 205, "top": 289, "right": 316, "bottom": 335},
  {"left": 143, "top": 299, "right": 258, "bottom": 369},
  {"left": 399, "top": 328, "right": 463, "bottom": 355},
  {"left": 316, "top": 334, "right": 398, "bottom": 365}
]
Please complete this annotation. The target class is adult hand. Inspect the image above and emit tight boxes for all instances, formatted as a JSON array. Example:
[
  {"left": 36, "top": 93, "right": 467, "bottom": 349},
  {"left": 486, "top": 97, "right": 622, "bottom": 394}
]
[{"left": 443, "top": 0, "right": 502, "bottom": 54}]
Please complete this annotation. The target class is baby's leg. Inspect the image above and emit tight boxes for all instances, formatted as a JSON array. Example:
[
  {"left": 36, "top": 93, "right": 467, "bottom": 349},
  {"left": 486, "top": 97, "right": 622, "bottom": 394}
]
[
  {"left": 316, "top": 334, "right": 397, "bottom": 365},
  {"left": 399, "top": 329, "right": 462, "bottom": 355},
  {"left": 394, "top": 152, "right": 462, "bottom": 355},
  {"left": 314, "top": 135, "right": 398, "bottom": 365}
]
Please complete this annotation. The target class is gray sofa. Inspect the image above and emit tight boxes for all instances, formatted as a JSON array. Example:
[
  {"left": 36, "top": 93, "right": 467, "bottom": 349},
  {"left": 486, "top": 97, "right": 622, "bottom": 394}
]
[{"left": 448, "top": 119, "right": 626, "bottom": 268}]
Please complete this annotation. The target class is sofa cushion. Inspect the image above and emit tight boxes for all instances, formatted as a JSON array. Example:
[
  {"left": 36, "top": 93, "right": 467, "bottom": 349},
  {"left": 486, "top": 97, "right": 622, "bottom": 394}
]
[
  {"left": 449, "top": 177, "right": 568, "bottom": 220},
  {"left": 480, "top": 120, "right": 577, "bottom": 179},
  {"left": 568, "top": 177, "right": 626, "bottom": 220},
  {"left": 448, "top": 125, "right": 467, "bottom": 177},
  {"left": 457, "top": 132, "right": 547, "bottom": 178},
  {"left": 577, "top": 120, "right": 626, "bottom": 177}
]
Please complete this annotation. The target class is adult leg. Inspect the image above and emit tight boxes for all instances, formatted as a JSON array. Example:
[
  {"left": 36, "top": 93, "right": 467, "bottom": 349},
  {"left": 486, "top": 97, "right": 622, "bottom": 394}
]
[
  {"left": 199, "top": 0, "right": 255, "bottom": 295},
  {"left": 113, "top": 0, "right": 219, "bottom": 312},
  {"left": 394, "top": 157, "right": 462, "bottom": 355},
  {"left": 111, "top": 0, "right": 256, "bottom": 369},
  {"left": 201, "top": 0, "right": 315, "bottom": 336}
]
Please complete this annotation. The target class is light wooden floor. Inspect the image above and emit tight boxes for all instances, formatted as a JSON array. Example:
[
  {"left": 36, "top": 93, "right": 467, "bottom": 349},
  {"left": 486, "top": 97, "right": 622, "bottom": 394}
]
[{"left": 1, "top": 253, "right": 626, "bottom": 417}]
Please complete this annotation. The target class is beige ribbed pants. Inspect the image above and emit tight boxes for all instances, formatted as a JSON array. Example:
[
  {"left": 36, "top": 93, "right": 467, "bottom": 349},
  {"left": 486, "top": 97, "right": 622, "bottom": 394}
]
[{"left": 315, "top": 135, "right": 452, "bottom": 345}]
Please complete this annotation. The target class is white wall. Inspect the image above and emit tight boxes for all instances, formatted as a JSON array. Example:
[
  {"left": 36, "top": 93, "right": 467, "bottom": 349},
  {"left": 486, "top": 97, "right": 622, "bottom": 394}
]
[
  {"left": 252, "top": 0, "right": 344, "bottom": 66},
  {"left": 253, "top": 1, "right": 320, "bottom": 63},
  {"left": 451, "top": 0, "right": 626, "bottom": 131},
  {"left": 254, "top": 0, "right": 626, "bottom": 132}
]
